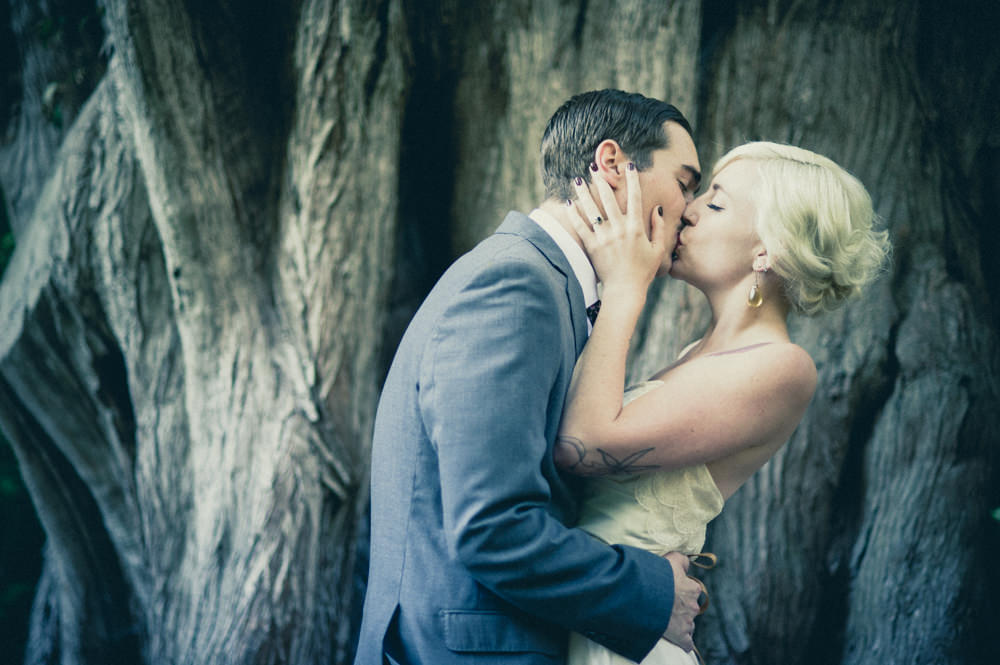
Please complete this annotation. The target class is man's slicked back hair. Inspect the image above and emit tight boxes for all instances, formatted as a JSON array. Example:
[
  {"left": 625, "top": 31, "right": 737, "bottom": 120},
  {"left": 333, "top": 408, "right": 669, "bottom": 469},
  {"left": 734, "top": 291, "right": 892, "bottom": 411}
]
[{"left": 541, "top": 89, "right": 692, "bottom": 200}]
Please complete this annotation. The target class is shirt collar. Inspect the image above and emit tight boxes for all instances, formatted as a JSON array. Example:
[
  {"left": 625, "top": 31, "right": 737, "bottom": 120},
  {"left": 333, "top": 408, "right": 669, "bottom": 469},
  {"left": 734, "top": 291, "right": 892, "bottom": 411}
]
[{"left": 529, "top": 208, "right": 599, "bottom": 308}]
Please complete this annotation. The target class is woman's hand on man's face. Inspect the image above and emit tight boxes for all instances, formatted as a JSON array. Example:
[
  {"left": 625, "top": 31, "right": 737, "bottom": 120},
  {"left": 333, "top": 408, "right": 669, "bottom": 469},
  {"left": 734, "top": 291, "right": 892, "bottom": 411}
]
[{"left": 567, "top": 162, "right": 668, "bottom": 294}]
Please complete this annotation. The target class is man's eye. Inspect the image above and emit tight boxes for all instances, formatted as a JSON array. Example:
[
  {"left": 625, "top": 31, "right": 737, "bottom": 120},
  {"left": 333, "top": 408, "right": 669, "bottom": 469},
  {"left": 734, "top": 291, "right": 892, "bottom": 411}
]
[{"left": 677, "top": 180, "right": 688, "bottom": 192}]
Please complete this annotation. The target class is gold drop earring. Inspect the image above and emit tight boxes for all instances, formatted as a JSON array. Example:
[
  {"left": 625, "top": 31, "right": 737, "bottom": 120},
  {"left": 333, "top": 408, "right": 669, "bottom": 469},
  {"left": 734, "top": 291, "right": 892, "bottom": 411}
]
[
  {"left": 747, "top": 254, "right": 768, "bottom": 308},
  {"left": 747, "top": 271, "right": 764, "bottom": 308}
]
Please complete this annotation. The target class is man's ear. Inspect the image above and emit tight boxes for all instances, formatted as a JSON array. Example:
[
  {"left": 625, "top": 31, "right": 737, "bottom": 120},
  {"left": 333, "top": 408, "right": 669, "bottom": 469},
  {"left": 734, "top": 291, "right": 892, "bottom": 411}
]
[{"left": 593, "top": 139, "right": 628, "bottom": 190}]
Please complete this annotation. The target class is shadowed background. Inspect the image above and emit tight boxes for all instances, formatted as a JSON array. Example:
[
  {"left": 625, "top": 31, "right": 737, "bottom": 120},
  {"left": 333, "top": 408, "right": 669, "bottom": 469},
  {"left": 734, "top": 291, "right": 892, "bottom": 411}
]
[{"left": 0, "top": 0, "right": 997, "bottom": 663}]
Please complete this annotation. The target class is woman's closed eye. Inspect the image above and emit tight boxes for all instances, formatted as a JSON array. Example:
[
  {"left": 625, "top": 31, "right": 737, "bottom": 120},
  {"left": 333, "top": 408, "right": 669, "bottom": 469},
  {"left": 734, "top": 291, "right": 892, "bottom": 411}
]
[{"left": 707, "top": 203, "right": 724, "bottom": 211}]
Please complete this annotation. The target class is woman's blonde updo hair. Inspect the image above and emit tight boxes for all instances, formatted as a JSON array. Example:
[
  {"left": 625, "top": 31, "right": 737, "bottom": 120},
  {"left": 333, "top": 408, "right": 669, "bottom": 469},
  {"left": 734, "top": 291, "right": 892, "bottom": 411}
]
[{"left": 713, "top": 142, "right": 891, "bottom": 316}]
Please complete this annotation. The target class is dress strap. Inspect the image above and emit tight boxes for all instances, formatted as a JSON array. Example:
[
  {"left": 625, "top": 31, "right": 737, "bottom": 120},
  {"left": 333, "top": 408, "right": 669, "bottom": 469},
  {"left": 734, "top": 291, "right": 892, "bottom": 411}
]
[{"left": 704, "top": 342, "right": 774, "bottom": 357}]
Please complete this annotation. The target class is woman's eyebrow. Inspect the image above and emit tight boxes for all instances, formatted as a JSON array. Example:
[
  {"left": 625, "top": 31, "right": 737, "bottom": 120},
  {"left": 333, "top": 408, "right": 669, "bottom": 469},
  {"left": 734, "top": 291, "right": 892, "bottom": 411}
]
[{"left": 710, "top": 182, "right": 727, "bottom": 196}]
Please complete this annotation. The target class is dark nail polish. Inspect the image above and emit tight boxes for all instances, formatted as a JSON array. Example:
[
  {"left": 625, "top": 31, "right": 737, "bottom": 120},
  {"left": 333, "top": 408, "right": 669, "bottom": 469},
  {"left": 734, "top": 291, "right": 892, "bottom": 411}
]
[
  {"left": 658, "top": 206, "right": 663, "bottom": 216},
  {"left": 566, "top": 199, "right": 573, "bottom": 206},
  {"left": 574, "top": 177, "right": 583, "bottom": 186},
  {"left": 627, "top": 162, "right": 635, "bottom": 171},
  {"left": 590, "top": 162, "right": 599, "bottom": 172}
]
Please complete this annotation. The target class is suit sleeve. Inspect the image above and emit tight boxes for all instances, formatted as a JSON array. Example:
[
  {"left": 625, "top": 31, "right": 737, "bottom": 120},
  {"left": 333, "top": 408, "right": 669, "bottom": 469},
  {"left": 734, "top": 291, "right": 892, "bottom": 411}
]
[{"left": 419, "top": 256, "right": 676, "bottom": 662}]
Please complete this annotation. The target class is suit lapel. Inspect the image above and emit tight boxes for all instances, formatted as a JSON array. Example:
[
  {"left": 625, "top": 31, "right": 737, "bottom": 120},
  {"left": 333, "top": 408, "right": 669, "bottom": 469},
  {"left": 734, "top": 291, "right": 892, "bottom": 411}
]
[{"left": 495, "top": 212, "right": 589, "bottom": 356}]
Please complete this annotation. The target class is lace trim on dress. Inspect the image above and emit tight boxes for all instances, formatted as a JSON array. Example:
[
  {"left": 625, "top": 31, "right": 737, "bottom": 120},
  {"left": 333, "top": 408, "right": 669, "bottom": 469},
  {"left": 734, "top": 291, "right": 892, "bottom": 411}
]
[
  {"left": 634, "top": 467, "right": 724, "bottom": 553},
  {"left": 623, "top": 380, "right": 725, "bottom": 553}
]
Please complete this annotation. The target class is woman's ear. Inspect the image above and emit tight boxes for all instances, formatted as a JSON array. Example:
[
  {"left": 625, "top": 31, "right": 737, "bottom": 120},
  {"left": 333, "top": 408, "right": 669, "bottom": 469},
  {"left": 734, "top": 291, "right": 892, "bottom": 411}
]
[
  {"left": 592, "top": 139, "right": 628, "bottom": 189},
  {"left": 752, "top": 250, "right": 772, "bottom": 272}
]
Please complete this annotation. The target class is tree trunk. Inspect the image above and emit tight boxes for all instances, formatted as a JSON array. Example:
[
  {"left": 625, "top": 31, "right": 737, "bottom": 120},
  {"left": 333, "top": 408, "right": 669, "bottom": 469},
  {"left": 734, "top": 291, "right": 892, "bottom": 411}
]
[
  {"left": 1, "top": 0, "right": 408, "bottom": 662},
  {"left": 630, "top": 3, "right": 1000, "bottom": 664},
  {"left": 1, "top": 1, "right": 997, "bottom": 664}
]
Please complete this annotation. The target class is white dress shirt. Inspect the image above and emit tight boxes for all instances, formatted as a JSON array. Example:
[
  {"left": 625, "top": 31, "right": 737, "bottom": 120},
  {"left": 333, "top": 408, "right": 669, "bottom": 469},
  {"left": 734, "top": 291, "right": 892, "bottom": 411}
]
[{"left": 529, "top": 208, "right": 598, "bottom": 333}]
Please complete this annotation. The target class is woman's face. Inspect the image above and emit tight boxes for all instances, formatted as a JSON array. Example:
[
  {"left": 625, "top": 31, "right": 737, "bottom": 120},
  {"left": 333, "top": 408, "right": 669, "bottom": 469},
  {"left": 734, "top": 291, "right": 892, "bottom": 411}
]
[{"left": 669, "top": 159, "right": 763, "bottom": 288}]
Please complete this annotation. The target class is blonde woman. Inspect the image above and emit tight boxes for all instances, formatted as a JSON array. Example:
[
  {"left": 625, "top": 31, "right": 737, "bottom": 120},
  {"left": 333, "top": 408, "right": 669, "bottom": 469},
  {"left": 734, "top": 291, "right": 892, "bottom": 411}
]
[{"left": 558, "top": 142, "right": 890, "bottom": 665}]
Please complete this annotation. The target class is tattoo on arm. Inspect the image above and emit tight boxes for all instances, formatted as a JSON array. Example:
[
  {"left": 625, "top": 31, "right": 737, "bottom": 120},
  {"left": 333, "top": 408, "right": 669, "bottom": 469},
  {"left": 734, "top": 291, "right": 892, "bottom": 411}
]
[{"left": 554, "top": 436, "right": 660, "bottom": 476}]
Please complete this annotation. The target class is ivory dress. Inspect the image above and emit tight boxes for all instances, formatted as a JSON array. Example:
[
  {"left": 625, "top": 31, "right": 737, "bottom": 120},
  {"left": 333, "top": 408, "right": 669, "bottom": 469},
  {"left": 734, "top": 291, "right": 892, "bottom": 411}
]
[{"left": 568, "top": 381, "right": 725, "bottom": 665}]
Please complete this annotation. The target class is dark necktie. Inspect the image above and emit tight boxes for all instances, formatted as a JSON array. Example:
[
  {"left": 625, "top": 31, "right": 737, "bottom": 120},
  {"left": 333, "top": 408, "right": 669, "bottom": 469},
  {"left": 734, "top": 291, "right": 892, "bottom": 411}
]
[{"left": 586, "top": 300, "right": 601, "bottom": 325}]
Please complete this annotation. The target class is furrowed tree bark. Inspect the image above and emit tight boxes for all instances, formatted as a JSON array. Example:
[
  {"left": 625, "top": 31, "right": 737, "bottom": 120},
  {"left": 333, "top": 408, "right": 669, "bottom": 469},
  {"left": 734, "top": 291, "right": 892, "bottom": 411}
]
[
  {"left": 1, "top": 75, "right": 154, "bottom": 664},
  {"left": 443, "top": 0, "right": 701, "bottom": 253},
  {"left": 274, "top": 1, "right": 409, "bottom": 658},
  {"left": 2, "top": 1, "right": 997, "bottom": 664},
  {"left": 627, "top": 2, "right": 1000, "bottom": 664},
  {"left": 1, "top": 0, "right": 409, "bottom": 662}
]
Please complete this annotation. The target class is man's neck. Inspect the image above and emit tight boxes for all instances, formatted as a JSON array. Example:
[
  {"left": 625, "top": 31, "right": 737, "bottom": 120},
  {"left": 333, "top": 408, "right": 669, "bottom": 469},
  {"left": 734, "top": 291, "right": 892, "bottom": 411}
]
[
  {"left": 529, "top": 202, "right": 599, "bottom": 311},
  {"left": 537, "top": 199, "right": 587, "bottom": 254}
]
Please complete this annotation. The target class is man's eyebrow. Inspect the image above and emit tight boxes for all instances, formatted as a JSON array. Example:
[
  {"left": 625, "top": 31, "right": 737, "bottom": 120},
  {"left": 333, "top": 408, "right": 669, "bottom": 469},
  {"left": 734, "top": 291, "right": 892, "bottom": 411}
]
[{"left": 682, "top": 164, "right": 701, "bottom": 189}]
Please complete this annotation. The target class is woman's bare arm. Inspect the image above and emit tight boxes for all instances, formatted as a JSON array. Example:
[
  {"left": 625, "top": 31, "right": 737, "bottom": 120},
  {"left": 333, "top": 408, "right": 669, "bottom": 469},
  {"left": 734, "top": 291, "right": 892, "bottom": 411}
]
[
  {"left": 554, "top": 165, "right": 668, "bottom": 473},
  {"left": 556, "top": 342, "right": 817, "bottom": 476}
]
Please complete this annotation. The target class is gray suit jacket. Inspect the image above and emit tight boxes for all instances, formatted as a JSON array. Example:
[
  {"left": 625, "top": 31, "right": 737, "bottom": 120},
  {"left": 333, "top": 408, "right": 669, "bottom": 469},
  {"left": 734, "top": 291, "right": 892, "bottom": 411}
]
[{"left": 353, "top": 212, "right": 676, "bottom": 665}]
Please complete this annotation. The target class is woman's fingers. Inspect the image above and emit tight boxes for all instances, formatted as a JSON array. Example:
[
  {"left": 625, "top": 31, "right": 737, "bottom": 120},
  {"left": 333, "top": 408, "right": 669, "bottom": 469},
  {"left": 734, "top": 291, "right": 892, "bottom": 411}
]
[
  {"left": 571, "top": 176, "right": 606, "bottom": 235},
  {"left": 565, "top": 196, "right": 594, "bottom": 243},
  {"left": 649, "top": 204, "right": 668, "bottom": 254},
  {"left": 592, "top": 166, "right": 623, "bottom": 226},
  {"left": 592, "top": 162, "right": 644, "bottom": 239},
  {"left": 624, "top": 162, "right": 643, "bottom": 232},
  {"left": 567, "top": 162, "right": 664, "bottom": 289}
]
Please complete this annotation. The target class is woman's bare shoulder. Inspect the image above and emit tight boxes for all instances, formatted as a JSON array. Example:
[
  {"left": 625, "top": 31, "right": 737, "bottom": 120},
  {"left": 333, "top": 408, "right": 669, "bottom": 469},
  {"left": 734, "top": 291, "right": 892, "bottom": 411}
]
[
  {"left": 752, "top": 342, "right": 818, "bottom": 404},
  {"left": 683, "top": 341, "right": 816, "bottom": 404}
]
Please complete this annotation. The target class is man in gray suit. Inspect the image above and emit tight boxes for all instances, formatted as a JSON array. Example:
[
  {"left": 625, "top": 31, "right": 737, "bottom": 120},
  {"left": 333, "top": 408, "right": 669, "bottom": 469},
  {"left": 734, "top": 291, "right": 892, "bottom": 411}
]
[{"left": 354, "top": 89, "right": 703, "bottom": 665}]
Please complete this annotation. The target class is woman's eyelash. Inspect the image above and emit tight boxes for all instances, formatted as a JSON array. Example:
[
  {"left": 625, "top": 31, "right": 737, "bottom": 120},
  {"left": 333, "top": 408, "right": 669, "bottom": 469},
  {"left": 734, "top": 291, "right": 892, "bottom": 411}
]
[{"left": 707, "top": 203, "right": 723, "bottom": 211}]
